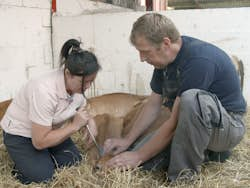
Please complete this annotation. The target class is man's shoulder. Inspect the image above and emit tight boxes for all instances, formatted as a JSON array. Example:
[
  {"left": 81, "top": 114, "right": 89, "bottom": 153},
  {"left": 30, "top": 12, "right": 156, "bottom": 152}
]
[
  {"left": 181, "top": 36, "right": 205, "bottom": 46},
  {"left": 181, "top": 36, "right": 229, "bottom": 62}
]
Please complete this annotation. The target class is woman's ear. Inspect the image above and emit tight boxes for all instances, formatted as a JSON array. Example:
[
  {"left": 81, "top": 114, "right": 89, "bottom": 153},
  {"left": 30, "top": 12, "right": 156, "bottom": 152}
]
[{"left": 64, "top": 68, "right": 72, "bottom": 78}]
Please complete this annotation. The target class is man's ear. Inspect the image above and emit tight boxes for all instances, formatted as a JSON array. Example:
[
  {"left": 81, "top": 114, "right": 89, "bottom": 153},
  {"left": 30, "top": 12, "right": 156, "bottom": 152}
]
[{"left": 162, "top": 37, "right": 171, "bottom": 47}]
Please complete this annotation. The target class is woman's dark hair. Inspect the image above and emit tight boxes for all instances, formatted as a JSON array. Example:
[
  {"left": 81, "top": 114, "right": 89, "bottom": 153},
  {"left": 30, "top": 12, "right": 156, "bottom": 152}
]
[{"left": 60, "top": 39, "right": 101, "bottom": 76}]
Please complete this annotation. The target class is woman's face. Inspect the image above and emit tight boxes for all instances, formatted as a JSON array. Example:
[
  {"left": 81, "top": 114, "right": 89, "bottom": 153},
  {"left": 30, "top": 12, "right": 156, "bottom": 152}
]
[{"left": 65, "top": 70, "right": 97, "bottom": 95}]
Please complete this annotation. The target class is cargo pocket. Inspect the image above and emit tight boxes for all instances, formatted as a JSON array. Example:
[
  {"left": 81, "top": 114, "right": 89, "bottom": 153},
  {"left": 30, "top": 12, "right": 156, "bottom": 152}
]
[
  {"left": 228, "top": 113, "right": 245, "bottom": 149},
  {"left": 196, "top": 91, "right": 222, "bottom": 129}
]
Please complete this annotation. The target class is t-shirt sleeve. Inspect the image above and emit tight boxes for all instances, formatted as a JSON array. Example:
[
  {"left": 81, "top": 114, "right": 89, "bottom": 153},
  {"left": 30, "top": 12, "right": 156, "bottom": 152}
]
[
  {"left": 150, "top": 68, "right": 163, "bottom": 95},
  {"left": 28, "top": 82, "right": 56, "bottom": 126},
  {"left": 178, "top": 57, "right": 216, "bottom": 96}
]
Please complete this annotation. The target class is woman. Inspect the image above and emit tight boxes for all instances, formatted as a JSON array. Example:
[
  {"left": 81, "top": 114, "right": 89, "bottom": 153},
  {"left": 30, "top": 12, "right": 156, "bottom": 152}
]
[{"left": 0, "top": 39, "right": 101, "bottom": 184}]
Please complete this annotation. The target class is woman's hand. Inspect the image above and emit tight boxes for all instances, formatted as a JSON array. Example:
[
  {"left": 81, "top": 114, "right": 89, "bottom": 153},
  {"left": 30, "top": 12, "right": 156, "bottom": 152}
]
[{"left": 71, "top": 107, "right": 91, "bottom": 131}]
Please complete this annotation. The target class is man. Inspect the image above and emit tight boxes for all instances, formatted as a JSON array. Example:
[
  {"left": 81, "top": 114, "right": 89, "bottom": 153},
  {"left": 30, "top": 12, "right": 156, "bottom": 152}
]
[{"left": 103, "top": 13, "right": 246, "bottom": 181}]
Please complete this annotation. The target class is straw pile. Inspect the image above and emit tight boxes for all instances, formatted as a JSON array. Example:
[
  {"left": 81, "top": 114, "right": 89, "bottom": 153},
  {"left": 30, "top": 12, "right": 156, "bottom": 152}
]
[{"left": 0, "top": 108, "right": 249, "bottom": 188}]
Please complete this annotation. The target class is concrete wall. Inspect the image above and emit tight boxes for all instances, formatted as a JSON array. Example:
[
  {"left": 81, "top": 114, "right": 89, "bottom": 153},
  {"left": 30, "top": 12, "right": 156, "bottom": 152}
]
[
  {"left": 0, "top": 0, "right": 249, "bottom": 104},
  {"left": 53, "top": 7, "right": 250, "bottom": 102},
  {"left": 0, "top": 0, "right": 131, "bottom": 102},
  {"left": 0, "top": 0, "right": 52, "bottom": 101}
]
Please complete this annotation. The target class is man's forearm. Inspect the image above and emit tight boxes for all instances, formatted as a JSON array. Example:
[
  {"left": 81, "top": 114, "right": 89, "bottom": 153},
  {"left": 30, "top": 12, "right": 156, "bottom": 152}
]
[
  {"left": 137, "top": 119, "right": 175, "bottom": 163},
  {"left": 136, "top": 97, "right": 180, "bottom": 163},
  {"left": 125, "top": 93, "right": 162, "bottom": 144}
]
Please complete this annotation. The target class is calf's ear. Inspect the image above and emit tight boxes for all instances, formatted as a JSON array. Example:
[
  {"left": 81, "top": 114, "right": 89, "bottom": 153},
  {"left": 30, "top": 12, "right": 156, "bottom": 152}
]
[{"left": 0, "top": 99, "right": 12, "bottom": 120}]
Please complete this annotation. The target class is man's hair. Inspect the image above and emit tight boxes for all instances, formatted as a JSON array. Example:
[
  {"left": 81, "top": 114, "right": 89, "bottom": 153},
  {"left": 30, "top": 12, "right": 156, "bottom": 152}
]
[{"left": 130, "top": 13, "right": 180, "bottom": 46}]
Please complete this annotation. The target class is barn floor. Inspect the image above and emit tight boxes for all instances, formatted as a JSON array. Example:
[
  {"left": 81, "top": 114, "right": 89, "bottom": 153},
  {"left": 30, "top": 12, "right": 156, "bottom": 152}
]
[{"left": 0, "top": 108, "right": 249, "bottom": 188}]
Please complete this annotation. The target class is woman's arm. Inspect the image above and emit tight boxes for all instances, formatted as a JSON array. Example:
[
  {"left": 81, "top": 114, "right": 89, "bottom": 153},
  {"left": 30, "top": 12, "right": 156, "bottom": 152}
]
[{"left": 31, "top": 107, "right": 90, "bottom": 150}]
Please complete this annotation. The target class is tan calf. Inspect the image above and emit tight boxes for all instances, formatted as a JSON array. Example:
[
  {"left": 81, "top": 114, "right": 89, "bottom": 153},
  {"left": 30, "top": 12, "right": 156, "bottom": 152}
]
[
  {"left": 94, "top": 101, "right": 171, "bottom": 169},
  {"left": 87, "top": 92, "right": 147, "bottom": 117}
]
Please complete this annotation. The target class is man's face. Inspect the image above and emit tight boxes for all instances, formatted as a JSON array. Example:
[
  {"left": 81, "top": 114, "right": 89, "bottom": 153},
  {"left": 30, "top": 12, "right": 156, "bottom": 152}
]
[{"left": 134, "top": 36, "right": 170, "bottom": 69}]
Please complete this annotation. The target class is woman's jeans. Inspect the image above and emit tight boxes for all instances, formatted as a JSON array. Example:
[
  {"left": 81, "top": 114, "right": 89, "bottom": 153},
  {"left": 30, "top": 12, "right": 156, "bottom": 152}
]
[{"left": 3, "top": 132, "right": 82, "bottom": 184}]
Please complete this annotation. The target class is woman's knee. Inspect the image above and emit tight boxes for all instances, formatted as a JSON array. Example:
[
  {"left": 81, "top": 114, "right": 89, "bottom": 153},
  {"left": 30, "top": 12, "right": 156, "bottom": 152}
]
[
  {"left": 15, "top": 164, "right": 55, "bottom": 184},
  {"left": 31, "top": 167, "right": 54, "bottom": 183},
  {"left": 56, "top": 150, "right": 82, "bottom": 168},
  {"left": 67, "top": 151, "right": 82, "bottom": 165}
]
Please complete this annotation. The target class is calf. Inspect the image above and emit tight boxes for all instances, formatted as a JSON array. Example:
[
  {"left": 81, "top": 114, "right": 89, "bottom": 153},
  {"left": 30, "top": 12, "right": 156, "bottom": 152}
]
[
  {"left": 94, "top": 106, "right": 171, "bottom": 169},
  {"left": 87, "top": 94, "right": 171, "bottom": 168},
  {"left": 86, "top": 92, "right": 147, "bottom": 117},
  {"left": 84, "top": 93, "right": 150, "bottom": 165},
  {"left": 86, "top": 113, "right": 125, "bottom": 166}
]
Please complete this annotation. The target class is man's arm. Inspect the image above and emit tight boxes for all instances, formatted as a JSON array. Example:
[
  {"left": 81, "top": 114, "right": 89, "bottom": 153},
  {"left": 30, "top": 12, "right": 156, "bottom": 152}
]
[
  {"left": 104, "top": 92, "right": 162, "bottom": 155},
  {"left": 137, "top": 96, "right": 180, "bottom": 162},
  {"left": 105, "top": 97, "right": 180, "bottom": 168},
  {"left": 125, "top": 92, "right": 163, "bottom": 144}
]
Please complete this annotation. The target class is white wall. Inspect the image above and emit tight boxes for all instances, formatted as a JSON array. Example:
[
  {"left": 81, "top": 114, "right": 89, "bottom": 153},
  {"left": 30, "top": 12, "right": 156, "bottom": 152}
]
[
  {"left": 0, "top": 0, "right": 132, "bottom": 101},
  {"left": 0, "top": 0, "right": 52, "bottom": 101},
  {"left": 0, "top": 0, "right": 249, "bottom": 104},
  {"left": 53, "top": 7, "right": 250, "bottom": 102}
]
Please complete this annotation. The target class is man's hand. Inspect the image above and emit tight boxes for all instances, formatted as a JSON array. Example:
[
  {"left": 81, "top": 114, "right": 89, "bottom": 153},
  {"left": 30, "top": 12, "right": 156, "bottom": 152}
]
[
  {"left": 105, "top": 151, "right": 142, "bottom": 169},
  {"left": 103, "top": 138, "right": 131, "bottom": 155}
]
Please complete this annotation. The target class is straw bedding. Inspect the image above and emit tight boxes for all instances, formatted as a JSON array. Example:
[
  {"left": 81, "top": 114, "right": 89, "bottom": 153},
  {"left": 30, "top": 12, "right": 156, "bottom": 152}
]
[{"left": 0, "top": 108, "right": 249, "bottom": 188}]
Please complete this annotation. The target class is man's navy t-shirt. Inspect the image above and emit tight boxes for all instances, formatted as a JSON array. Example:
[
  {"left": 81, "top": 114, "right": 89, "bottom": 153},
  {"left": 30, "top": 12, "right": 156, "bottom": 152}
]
[{"left": 150, "top": 36, "right": 246, "bottom": 113}]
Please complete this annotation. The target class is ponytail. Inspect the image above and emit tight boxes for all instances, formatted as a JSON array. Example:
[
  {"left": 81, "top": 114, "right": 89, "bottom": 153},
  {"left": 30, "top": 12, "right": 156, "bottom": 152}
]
[
  {"left": 60, "top": 39, "right": 81, "bottom": 67},
  {"left": 59, "top": 39, "right": 101, "bottom": 76}
]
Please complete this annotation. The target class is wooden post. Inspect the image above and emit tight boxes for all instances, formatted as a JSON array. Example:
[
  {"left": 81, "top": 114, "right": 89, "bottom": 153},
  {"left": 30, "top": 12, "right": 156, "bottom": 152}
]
[{"left": 153, "top": 0, "right": 167, "bottom": 11}]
